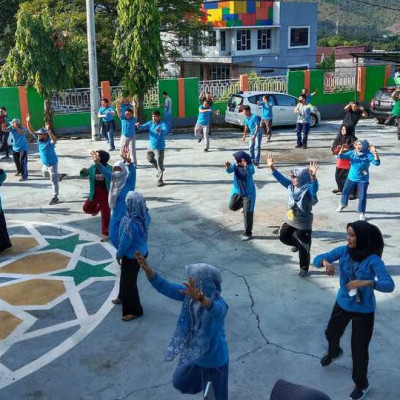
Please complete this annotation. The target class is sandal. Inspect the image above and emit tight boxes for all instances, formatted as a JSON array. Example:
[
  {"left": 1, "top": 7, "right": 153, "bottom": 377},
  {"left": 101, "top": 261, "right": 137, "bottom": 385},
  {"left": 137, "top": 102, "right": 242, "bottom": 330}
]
[
  {"left": 122, "top": 314, "right": 140, "bottom": 321},
  {"left": 112, "top": 298, "right": 122, "bottom": 305}
]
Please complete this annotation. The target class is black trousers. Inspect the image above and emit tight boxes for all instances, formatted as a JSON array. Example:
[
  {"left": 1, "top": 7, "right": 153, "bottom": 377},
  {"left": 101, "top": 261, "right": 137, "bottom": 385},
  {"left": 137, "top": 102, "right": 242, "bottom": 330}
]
[
  {"left": 0, "top": 132, "right": 9, "bottom": 156},
  {"left": 0, "top": 210, "right": 12, "bottom": 252},
  {"left": 335, "top": 168, "right": 349, "bottom": 192},
  {"left": 229, "top": 194, "right": 253, "bottom": 236},
  {"left": 325, "top": 303, "right": 374, "bottom": 390},
  {"left": 13, "top": 150, "right": 28, "bottom": 178},
  {"left": 118, "top": 256, "right": 143, "bottom": 317},
  {"left": 278, "top": 222, "right": 311, "bottom": 269}
]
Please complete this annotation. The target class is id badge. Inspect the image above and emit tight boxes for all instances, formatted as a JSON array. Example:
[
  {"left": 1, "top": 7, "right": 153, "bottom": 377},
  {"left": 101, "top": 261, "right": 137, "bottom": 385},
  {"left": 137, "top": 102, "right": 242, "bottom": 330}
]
[{"left": 286, "top": 209, "right": 294, "bottom": 220}]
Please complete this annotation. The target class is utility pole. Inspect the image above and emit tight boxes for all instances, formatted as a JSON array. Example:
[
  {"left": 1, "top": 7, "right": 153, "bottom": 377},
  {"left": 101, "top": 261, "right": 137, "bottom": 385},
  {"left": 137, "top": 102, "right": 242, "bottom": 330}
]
[{"left": 86, "top": 0, "right": 100, "bottom": 141}]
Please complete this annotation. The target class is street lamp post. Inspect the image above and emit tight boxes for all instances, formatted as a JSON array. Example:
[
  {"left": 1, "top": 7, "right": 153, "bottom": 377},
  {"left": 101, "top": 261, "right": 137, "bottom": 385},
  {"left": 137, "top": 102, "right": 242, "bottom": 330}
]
[{"left": 86, "top": 0, "right": 100, "bottom": 141}]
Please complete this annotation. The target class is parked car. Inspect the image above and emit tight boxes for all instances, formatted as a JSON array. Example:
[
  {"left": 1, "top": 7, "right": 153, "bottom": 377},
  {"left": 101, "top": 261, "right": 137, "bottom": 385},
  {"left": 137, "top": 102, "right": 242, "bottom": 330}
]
[
  {"left": 225, "top": 91, "right": 321, "bottom": 128},
  {"left": 370, "top": 86, "right": 396, "bottom": 124}
]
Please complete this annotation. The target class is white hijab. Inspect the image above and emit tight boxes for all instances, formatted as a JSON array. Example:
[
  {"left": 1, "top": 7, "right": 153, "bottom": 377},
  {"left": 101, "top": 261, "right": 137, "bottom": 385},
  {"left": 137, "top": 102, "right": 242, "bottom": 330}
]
[{"left": 108, "top": 161, "right": 128, "bottom": 209}]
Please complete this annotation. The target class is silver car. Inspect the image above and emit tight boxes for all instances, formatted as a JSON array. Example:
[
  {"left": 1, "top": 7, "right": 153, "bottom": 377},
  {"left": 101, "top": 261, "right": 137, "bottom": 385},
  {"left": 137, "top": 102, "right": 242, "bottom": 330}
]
[{"left": 225, "top": 91, "right": 321, "bottom": 128}]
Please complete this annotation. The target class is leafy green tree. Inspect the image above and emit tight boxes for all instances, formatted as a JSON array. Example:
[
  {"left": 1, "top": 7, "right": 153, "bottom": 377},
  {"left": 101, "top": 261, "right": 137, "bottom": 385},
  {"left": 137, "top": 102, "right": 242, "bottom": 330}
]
[
  {"left": 0, "top": 3, "right": 82, "bottom": 124},
  {"left": 317, "top": 53, "right": 335, "bottom": 72},
  {"left": 113, "top": 0, "right": 164, "bottom": 119}
]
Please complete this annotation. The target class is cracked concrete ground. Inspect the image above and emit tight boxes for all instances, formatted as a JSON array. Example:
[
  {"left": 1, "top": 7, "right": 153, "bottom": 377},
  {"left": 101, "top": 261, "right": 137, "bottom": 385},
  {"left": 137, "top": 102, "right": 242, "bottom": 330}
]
[{"left": 1, "top": 119, "right": 399, "bottom": 399}]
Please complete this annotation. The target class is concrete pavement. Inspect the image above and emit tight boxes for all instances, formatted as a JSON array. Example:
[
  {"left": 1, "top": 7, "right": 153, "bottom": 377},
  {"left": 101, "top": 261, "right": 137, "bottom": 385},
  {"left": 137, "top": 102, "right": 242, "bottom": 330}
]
[{"left": 0, "top": 119, "right": 399, "bottom": 399}]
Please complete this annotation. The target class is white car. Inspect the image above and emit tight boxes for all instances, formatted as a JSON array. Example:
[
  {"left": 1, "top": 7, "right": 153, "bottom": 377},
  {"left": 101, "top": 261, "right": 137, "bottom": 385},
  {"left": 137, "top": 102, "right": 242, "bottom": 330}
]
[{"left": 225, "top": 91, "right": 321, "bottom": 128}]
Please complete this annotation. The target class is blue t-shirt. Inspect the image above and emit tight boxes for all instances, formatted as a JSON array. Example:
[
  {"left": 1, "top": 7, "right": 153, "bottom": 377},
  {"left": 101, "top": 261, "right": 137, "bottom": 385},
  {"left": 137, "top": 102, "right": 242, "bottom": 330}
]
[
  {"left": 9, "top": 127, "right": 28, "bottom": 152},
  {"left": 140, "top": 121, "right": 169, "bottom": 150},
  {"left": 260, "top": 101, "right": 273, "bottom": 119},
  {"left": 245, "top": 114, "right": 261, "bottom": 136},
  {"left": 99, "top": 106, "right": 115, "bottom": 123},
  {"left": 35, "top": 132, "right": 58, "bottom": 166},
  {"left": 120, "top": 102, "right": 133, "bottom": 120},
  {"left": 338, "top": 150, "right": 380, "bottom": 182},
  {"left": 121, "top": 118, "right": 137, "bottom": 139},
  {"left": 197, "top": 106, "right": 213, "bottom": 126}
]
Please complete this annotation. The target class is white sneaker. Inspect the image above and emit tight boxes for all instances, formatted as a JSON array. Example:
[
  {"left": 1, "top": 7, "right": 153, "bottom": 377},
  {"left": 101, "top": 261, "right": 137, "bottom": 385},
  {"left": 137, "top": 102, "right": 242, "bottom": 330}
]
[
  {"left": 336, "top": 204, "right": 346, "bottom": 212},
  {"left": 359, "top": 213, "right": 366, "bottom": 221}
]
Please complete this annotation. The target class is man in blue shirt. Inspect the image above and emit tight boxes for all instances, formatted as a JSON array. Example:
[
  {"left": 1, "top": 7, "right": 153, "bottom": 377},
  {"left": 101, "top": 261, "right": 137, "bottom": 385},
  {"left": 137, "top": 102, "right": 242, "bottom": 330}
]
[
  {"left": 7, "top": 118, "right": 29, "bottom": 181},
  {"left": 194, "top": 100, "right": 219, "bottom": 152},
  {"left": 26, "top": 115, "right": 67, "bottom": 205},
  {"left": 98, "top": 98, "right": 116, "bottom": 151},
  {"left": 242, "top": 106, "right": 262, "bottom": 166},
  {"left": 117, "top": 107, "right": 137, "bottom": 166},
  {"left": 257, "top": 95, "right": 273, "bottom": 142},
  {"left": 294, "top": 96, "right": 312, "bottom": 149},
  {"left": 302, "top": 88, "right": 317, "bottom": 104},
  {"left": 162, "top": 91, "right": 172, "bottom": 131},
  {"left": 136, "top": 111, "right": 169, "bottom": 187}
]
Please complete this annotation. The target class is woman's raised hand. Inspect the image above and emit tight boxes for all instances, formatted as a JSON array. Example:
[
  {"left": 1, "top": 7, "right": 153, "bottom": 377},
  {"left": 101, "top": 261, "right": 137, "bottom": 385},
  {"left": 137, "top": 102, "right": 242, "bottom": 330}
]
[
  {"left": 224, "top": 161, "right": 231, "bottom": 169},
  {"left": 266, "top": 153, "right": 275, "bottom": 168},
  {"left": 179, "top": 277, "right": 202, "bottom": 301},
  {"left": 369, "top": 144, "right": 377, "bottom": 154},
  {"left": 308, "top": 161, "right": 318, "bottom": 177},
  {"left": 91, "top": 150, "right": 100, "bottom": 164}
]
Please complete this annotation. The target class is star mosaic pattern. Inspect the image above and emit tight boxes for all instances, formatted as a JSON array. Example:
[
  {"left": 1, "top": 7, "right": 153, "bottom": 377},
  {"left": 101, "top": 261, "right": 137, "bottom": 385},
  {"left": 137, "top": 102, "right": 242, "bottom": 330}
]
[{"left": 0, "top": 222, "right": 118, "bottom": 390}]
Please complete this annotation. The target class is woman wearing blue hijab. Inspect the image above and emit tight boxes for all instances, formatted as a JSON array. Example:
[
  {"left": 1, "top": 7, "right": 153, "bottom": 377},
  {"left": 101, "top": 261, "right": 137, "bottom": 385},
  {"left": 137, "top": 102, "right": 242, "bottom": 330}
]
[
  {"left": 267, "top": 154, "right": 319, "bottom": 277},
  {"left": 135, "top": 253, "right": 229, "bottom": 400},
  {"left": 336, "top": 139, "right": 380, "bottom": 221},
  {"left": 113, "top": 191, "right": 151, "bottom": 321},
  {"left": 225, "top": 151, "right": 256, "bottom": 241}
]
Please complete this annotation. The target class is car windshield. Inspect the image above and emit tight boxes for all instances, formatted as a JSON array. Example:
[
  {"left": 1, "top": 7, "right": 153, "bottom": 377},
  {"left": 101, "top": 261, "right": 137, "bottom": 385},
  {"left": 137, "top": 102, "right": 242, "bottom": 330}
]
[
  {"left": 377, "top": 89, "right": 394, "bottom": 100},
  {"left": 228, "top": 95, "right": 243, "bottom": 108}
]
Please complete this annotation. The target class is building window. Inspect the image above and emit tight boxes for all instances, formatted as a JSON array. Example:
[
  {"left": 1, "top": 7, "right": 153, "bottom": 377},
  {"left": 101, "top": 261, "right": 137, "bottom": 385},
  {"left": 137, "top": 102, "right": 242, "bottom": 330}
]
[
  {"left": 211, "top": 65, "right": 230, "bottom": 80},
  {"left": 192, "top": 34, "right": 201, "bottom": 55},
  {"left": 257, "top": 29, "right": 271, "bottom": 50},
  {"left": 260, "top": 68, "right": 274, "bottom": 74},
  {"left": 207, "top": 31, "right": 217, "bottom": 47},
  {"left": 220, "top": 31, "right": 226, "bottom": 51},
  {"left": 237, "top": 30, "right": 251, "bottom": 51},
  {"left": 288, "top": 65, "right": 308, "bottom": 71},
  {"left": 178, "top": 36, "right": 189, "bottom": 47},
  {"left": 288, "top": 26, "right": 310, "bottom": 48}
]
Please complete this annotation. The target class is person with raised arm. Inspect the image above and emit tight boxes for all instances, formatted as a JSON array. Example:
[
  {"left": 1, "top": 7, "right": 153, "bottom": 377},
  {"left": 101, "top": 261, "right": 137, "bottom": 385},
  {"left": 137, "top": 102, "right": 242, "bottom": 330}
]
[
  {"left": 267, "top": 153, "right": 319, "bottom": 277},
  {"left": 135, "top": 252, "right": 229, "bottom": 400}
]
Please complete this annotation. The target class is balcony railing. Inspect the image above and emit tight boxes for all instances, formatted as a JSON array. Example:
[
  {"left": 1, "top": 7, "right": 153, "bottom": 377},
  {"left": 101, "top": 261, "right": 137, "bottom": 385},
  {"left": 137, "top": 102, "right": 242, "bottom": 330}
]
[
  {"left": 248, "top": 76, "right": 287, "bottom": 93},
  {"left": 199, "top": 79, "right": 241, "bottom": 101},
  {"left": 324, "top": 70, "right": 356, "bottom": 93}
]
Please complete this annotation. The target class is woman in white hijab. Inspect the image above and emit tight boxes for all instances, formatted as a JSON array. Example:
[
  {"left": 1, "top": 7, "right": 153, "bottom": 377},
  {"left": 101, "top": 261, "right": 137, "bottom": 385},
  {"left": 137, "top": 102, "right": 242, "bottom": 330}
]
[{"left": 92, "top": 150, "right": 136, "bottom": 247}]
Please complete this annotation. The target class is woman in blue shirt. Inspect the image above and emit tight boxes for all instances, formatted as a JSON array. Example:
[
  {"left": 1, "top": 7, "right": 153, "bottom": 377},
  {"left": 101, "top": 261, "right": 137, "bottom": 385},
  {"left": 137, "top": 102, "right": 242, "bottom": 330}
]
[
  {"left": 7, "top": 118, "right": 29, "bottom": 181},
  {"left": 336, "top": 139, "right": 380, "bottom": 221},
  {"left": 225, "top": 151, "right": 256, "bottom": 241},
  {"left": 267, "top": 153, "right": 319, "bottom": 277},
  {"left": 135, "top": 253, "right": 229, "bottom": 400},
  {"left": 114, "top": 192, "right": 150, "bottom": 321},
  {"left": 313, "top": 221, "right": 394, "bottom": 400}
]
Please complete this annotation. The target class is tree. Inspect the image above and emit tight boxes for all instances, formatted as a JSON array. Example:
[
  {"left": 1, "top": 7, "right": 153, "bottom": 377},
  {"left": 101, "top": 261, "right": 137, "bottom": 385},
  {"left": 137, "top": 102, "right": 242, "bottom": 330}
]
[
  {"left": 317, "top": 53, "right": 335, "bottom": 72},
  {"left": 113, "top": 0, "right": 164, "bottom": 120},
  {"left": 0, "top": 3, "right": 82, "bottom": 124}
]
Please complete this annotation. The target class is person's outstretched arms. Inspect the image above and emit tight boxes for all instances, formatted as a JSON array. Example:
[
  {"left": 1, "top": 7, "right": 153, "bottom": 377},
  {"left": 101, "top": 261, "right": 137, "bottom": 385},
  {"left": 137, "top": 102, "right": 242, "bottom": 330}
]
[
  {"left": 267, "top": 153, "right": 291, "bottom": 188},
  {"left": 225, "top": 161, "right": 235, "bottom": 174},
  {"left": 136, "top": 252, "right": 186, "bottom": 301}
]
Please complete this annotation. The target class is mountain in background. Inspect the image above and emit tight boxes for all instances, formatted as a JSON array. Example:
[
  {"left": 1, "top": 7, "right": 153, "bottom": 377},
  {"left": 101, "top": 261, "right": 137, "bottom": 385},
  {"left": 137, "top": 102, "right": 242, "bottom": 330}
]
[{"left": 283, "top": 0, "right": 400, "bottom": 39}]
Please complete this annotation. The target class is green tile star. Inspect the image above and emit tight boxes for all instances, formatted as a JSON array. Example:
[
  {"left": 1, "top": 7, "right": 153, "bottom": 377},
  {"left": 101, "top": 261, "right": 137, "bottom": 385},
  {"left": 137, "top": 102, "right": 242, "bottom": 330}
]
[
  {"left": 53, "top": 260, "right": 115, "bottom": 286},
  {"left": 42, "top": 234, "right": 90, "bottom": 253}
]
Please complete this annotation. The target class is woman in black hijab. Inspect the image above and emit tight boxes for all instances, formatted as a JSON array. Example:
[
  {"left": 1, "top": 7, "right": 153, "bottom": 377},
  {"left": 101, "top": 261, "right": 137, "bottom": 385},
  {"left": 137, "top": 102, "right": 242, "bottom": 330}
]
[
  {"left": 313, "top": 221, "right": 394, "bottom": 400},
  {"left": 331, "top": 125, "right": 357, "bottom": 194}
]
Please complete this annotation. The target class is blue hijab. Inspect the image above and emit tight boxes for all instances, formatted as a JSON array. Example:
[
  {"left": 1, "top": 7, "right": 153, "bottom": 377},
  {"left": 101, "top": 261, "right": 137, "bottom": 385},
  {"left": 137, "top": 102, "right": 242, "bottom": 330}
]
[
  {"left": 166, "top": 264, "right": 223, "bottom": 366},
  {"left": 355, "top": 139, "right": 370, "bottom": 156},
  {"left": 233, "top": 151, "right": 252, "bottom": 196},
  {"left": 118, "top": 191, "right": 151, "bottom": 242},
  {"left": 287, "top": 168, "right": 318, "bottom": 212}
]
